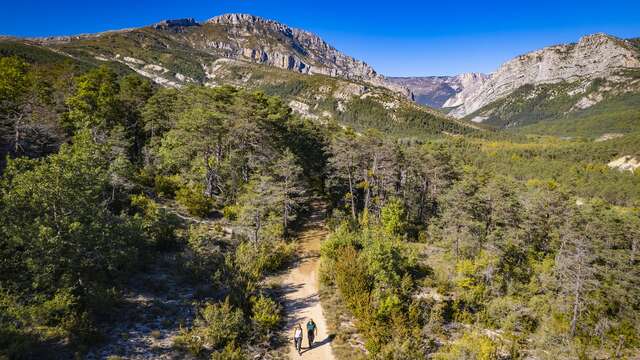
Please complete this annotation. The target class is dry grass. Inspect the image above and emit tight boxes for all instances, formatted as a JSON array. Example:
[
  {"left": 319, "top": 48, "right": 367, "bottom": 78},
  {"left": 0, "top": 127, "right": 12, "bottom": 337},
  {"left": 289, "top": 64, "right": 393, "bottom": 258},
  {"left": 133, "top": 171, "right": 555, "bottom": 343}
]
[{"left": 318, "top": 282, "right": 367, "bottom": 360}]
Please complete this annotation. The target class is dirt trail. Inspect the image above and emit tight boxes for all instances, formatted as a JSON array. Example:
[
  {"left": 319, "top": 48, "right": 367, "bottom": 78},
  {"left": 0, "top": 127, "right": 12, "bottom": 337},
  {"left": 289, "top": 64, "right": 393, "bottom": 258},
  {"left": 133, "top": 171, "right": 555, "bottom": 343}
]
[{"left": 281, "top": 203, "right": 335, "bottom": 360}]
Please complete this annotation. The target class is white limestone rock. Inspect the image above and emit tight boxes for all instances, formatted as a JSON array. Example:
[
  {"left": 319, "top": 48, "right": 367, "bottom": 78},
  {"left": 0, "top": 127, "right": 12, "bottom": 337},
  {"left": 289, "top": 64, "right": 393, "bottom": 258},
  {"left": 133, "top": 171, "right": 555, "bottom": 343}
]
[{"left": 444, "top": 34, "right": 640, "bottom": 118}]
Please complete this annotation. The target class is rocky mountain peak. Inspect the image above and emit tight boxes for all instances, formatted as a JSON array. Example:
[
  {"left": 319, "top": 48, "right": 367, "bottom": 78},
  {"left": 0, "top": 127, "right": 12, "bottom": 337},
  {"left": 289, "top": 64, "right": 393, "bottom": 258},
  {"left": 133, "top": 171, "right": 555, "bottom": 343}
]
[
  {"left": 153, "top": 18, "right": 200, "bottom": 30},
  {"left": 199, "top": 13, "right": 411, "bottom": 98},
  {"left": 445, "top": 33, "right": 640, "bottom": 118},
  {"left": 208, "top": 13, "right": 260, "bottom": 25}
]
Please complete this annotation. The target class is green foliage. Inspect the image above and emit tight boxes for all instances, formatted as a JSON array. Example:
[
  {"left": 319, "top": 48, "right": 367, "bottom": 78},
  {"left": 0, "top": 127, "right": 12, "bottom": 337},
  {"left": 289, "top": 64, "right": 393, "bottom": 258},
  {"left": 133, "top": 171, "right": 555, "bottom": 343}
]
[
  {"left": 210, "top": 343, "right": 247, "bottom": 360},
  {"left": 465, "top": 76, "right": 640, "bottom": 138},
  {"left": 250, "top": 295, "right": 281, "bottom": 332},
  {"left": 63, "top": 65, "right": 123, "bottom": 131},
  {"left": 175, "top": 184, "right": 212, "bottom": 217},
  {"left": 380, "top": 198, "right": 407, "bottom": 236},
  {"left": 321, "top": 211, "right": 423, "bottom": 355},
  {"left": 433, "top": 330, "right": 498, "bottom": 360},
  {"left": 130, "top": 194, "right": 182, "bottom": 250},
  {"left": 234, "top": 240, "right": 295, "bottom": 283},
  {"left": 0, "top": 132, "right": 146, "bottom": 352},
  {"left": 222, "top": 204, "right": 240, "bottom": 220},
  {"left": 197, "top": 299, "right": 246, "bottom": 349},
  {"left": 338, "top": 97, "right": 474, "bottom": 137},
  {"left": 515, "top": 91, "right": 640, "bottom": 138},
  {"left": 175, "top": 299, "right": 246, "bottom": 353},
  {"left": 153, "top": 174, "right": 182, "bottom": 198}
]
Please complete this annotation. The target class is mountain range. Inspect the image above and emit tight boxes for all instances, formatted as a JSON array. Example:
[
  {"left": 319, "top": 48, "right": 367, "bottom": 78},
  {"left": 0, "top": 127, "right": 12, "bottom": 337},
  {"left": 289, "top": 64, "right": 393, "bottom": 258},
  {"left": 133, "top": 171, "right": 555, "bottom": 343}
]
[
  {"left": 2, "top": 14, "right": 639, "bottom": 137},
  {"left": 390, "top": 34, "right": 640, "bottom": 134}
]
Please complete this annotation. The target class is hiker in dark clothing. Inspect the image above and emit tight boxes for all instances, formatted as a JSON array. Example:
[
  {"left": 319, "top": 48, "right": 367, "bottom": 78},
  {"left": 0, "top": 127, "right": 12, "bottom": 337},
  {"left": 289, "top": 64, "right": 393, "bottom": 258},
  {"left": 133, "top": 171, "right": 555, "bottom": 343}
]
[{"left": 306, "top": 319, "right": 317, "bottom": 348}]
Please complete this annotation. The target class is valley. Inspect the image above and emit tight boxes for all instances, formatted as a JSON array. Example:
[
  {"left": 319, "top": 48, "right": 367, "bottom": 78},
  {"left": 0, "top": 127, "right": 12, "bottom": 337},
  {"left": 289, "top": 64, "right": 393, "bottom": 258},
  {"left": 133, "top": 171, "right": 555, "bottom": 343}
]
[{"left": 0, "top": 10, "right": 639, "bottom": 360}]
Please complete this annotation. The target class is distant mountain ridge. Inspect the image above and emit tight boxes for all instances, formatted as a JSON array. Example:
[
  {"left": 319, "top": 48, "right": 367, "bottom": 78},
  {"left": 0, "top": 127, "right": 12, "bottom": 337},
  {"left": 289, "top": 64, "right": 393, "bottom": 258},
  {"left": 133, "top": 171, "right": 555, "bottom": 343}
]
[
  {"left": 446, "top": 33, "right": 640, "bottom": 120},
  {"left": 388, "top": 73, "right": 489, "bottom": 108},
  {"left": 31, "top": 13, "right": 411, "bottom": 98},
  {"left": 2, "top": 13, "right": 481, "bottom": 137}
]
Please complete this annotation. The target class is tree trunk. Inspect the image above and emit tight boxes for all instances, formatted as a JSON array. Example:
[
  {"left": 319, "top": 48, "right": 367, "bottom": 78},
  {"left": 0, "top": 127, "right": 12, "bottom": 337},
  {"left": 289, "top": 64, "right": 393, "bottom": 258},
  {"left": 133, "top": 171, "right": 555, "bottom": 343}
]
[
  {"left": 253, "top": 209, "right": 261, "bottom": 244},
  {"left": 570, "top": 271, "right": 583, "bottom": 337},
  {"left": 348, "top": 168, "right": 356, "bottom": 221},
  {"left": 283, "top": 178, "right": 289, "bottom": 233}
]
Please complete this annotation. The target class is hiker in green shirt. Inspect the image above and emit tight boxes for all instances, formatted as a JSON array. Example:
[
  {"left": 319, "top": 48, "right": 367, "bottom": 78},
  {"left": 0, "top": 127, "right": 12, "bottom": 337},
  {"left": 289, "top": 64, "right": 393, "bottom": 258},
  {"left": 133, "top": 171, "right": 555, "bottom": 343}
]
[{"left": 306, "top": 319, "right": 317, "bottom": 348}]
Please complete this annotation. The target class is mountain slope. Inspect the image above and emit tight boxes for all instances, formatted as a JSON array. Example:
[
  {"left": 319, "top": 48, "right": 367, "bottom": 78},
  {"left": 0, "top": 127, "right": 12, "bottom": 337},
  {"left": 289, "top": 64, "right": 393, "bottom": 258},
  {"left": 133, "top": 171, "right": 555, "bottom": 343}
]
[
  {"left": 33, "top": 14, "right": 410, "bottom": 98},
  {"left": 1, "top": 15, "right": 476, "bottom": 137},
  {"left": 203, "top": 58, "right": 477, "bottom": 137},
  {"left": 443, "top": 34, "right": 640, "bottom": 133}
]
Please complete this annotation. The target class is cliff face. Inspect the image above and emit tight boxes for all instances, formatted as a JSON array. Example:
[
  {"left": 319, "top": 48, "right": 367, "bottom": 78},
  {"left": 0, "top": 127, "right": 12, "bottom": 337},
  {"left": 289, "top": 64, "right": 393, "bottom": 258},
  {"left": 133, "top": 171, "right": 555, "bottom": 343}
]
[
  {"left": 445, "top": 34, "right": 640, "bottom": 118},
  {"left": 190, "top": 14, "right": 411, "bottom": 98}
]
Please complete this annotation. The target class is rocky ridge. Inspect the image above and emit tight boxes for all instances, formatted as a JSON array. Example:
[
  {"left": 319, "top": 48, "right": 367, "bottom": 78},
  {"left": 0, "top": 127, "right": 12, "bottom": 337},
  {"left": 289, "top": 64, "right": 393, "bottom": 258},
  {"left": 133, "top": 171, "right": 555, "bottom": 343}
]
[
  {"left": 197, "top": 14, "right": 411, "bottom": 98},
  {"left": 444, "top": 33, "right": 640, "bottom": 118},
  {"left": 34, "top": 14, "right": 411, "bottom": 99}
]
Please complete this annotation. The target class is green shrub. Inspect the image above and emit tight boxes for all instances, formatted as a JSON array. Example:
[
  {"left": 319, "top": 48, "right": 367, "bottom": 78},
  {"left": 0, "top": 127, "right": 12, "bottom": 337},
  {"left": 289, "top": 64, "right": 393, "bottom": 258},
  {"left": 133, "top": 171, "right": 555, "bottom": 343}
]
[
  {"left": 131, "top": 194, "right": 182, "bottom": 250},
  {"left": 154, "top": 175, "right": 182, "bottom": 198},
  {"left": 235, "top": 240, "right": 295, "bottom": 280},
  {"left": 380, "top": 198, "right": 407, "bottom": 236},
  {"left": 196, "top": 298, "right": 246, "bottom": 350},
  {"left": 176, "top": 185, "right": 212, "bottom": 218},
  {"left": 433, "top": 330, "right": 498, "bottom": 360},
  {"left": 486, "top": 297, "right": 537, "bottom": 332},
  {"left": 222, "top": 204, "right": 240, "bottom": 221},
  {"left": 210, "top": 343, "right": 246, "bottom": 360},
  {"left": 183, "top": 224, "right": 225, "bottom": 281},
  {"left": 173, "top": 326, "right": 204, "bottom": 356},
  {"left": 250, "top": 295, "right": 281, "bottom": 331}
]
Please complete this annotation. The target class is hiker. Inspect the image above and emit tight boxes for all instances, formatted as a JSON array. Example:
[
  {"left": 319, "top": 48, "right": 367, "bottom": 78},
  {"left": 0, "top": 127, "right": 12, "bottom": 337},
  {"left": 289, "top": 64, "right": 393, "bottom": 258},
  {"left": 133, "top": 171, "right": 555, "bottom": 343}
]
[
  {"left": 293, "top": 324, "right": 303, "bottom": 355},
  {"left": 306, "top": 318, "right": 318, "bottom": 348}
]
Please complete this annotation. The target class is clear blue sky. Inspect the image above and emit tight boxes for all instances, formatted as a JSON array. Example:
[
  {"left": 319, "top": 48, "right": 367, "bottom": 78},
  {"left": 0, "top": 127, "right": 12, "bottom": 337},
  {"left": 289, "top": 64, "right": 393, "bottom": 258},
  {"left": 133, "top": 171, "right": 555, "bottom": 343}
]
[{"left": 1, "top": 1, "right": 639, "bottom": 76}]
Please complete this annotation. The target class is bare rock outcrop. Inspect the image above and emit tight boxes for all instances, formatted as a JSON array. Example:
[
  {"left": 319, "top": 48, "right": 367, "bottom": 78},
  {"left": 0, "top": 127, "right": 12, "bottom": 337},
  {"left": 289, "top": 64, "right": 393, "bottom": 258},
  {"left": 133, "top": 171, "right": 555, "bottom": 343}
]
[
  {"left": 444, "top": 34, "right": 640, "bottom": 117},
  {"left": 199, "top": 14, "right": 412, "bottom": 98}
]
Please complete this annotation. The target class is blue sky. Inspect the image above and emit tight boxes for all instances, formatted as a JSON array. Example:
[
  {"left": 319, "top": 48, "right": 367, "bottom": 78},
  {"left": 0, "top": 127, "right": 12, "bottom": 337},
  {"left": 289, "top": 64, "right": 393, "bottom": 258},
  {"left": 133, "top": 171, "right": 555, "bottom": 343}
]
[{"left": 1, "top": 1, "right": 639, "bottom": 76}]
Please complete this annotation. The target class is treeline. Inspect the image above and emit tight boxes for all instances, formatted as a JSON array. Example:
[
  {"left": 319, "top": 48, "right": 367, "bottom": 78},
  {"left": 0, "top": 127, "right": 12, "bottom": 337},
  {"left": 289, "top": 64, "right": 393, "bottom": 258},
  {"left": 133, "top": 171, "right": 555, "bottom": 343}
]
[
  {"left": 0, "top": 57, "right": 327, "bottom": 358},
  {"left": 320, "top": 131, "right": 640, "bottom": 358}
]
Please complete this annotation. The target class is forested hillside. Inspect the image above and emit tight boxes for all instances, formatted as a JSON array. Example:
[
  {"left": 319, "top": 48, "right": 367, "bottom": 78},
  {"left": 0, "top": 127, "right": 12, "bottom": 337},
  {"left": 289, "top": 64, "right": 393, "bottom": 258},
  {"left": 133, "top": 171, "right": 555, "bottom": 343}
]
[
  {"left": 0, "top": 56, "right": 327, "bottom": 358},
  {"left": 1, "top": 26, "right": 639, "bottom": 360}
]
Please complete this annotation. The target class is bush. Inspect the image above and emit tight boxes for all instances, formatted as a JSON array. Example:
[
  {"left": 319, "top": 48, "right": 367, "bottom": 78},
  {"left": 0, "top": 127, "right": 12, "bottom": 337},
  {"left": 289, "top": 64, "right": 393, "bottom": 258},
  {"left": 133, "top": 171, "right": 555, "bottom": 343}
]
[
  {"left": 486, "top": 297, "right": 537, "bottom": 332},
  {"left": 154, "top": 175, "right": 182, "bottom": 198},
  {"left": 176, "top": 185, "right": 212, "bottom": 217},
  {"left": 433, "top": 330, "right": 498, "bottom": 360},
  {"left": 210, "top": 343, "right": 246, "bottom": 360},
  {"left": 173, "top": 326, "right": 205, "bottom": 356},
  {"left": 250, "top": 295, "right": 281, "bottom": 331},
  {"left": 195, "top": 298, "right": 246, "bottom": 350},
  {"left": 222, "top": 204, "right": 240, "bottom": 221},
  {"left": 131, "top": 194, "right": 182, "bottom": 251},
  {"left": 234, "top": 240, "right": 295, "bottom": 281},
  {"left": 183, "top": 224, "right": 226, "bottom": 282}
]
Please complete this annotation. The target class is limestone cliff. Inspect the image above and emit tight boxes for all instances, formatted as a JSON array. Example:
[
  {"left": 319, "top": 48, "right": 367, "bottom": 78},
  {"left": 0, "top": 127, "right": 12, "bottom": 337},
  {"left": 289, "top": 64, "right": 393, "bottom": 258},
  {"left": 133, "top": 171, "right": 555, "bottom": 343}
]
[
  {"left": 445, "top": 34, "right": 640, "bottom": 118},
  {"left": 193, "top": 14, "right": 411, "bottom": 98}
]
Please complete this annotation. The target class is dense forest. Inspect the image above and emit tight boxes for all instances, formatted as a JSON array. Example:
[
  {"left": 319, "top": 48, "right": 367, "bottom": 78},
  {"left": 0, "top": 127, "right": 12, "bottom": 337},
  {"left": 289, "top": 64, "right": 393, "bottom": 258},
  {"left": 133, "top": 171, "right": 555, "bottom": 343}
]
[{"left": 1, "top": 53, "right": 639, "bottom": 360}]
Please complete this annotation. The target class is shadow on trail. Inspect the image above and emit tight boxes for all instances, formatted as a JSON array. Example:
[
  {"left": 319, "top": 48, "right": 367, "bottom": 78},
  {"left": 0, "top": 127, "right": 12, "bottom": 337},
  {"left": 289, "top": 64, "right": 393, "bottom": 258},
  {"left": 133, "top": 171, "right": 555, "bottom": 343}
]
[{"left": 300, "top": 334, "right": 335, "bottom": 355}]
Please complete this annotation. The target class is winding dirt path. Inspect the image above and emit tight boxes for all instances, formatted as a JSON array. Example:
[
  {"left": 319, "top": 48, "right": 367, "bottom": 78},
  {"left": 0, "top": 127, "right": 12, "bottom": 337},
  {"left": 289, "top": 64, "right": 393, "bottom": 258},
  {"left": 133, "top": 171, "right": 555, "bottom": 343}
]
[{"left": 281, "top": 203, "right": 335, "bottom": 360}]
